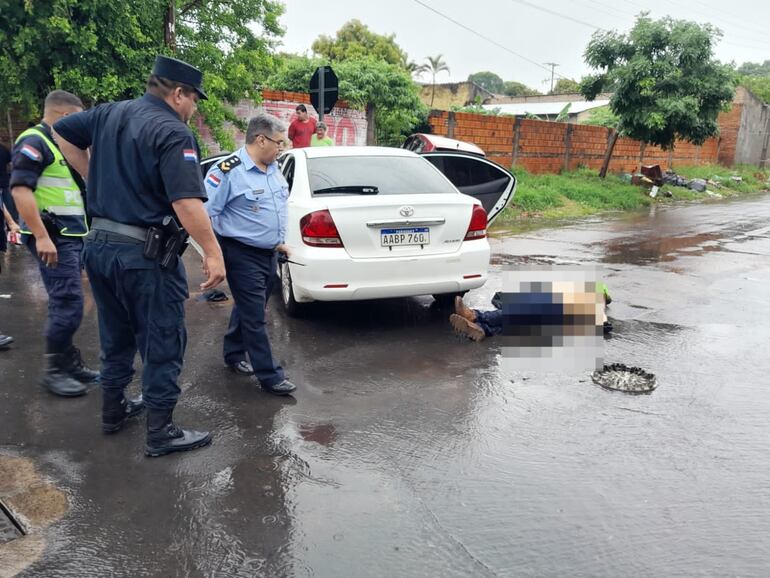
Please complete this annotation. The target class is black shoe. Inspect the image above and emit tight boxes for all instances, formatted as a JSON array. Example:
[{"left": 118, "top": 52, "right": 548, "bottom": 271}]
[
  {"left": 603, "top": 320, "right": 613, "bottom": 334},
  {"left": 102, "top": 392, "right": 146, "bottom": 433},
  {"left": 40, "top": 353, "right": 88, "bottom": 397},
  {"left": 226, "top": 360, "right": 254, "bottom": 375},
  {"left": 263, "top": 379, "right": 297, "bottom": 396},
  {"left": 145, "top": 409, "right": 212, "bottom": 457},
  {"left": 0, "top": 334, "right": 13, "bottom": 349},
  {"left": 65, "top": 346, "right": 101, "bottom": 384}
]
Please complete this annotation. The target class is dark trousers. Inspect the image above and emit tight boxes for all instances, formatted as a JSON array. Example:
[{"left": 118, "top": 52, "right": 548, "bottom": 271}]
[
  {"left": 475, "top": 309, "right": 503, "bottom": 337},
  {"left": 82, "top": 231, "right": 188, "bottom": 411},
  {"left": 23, "top": 235, "right": 84, "bottom": 349},
  {"left": 219, "top": 236, "right": 284, "bottom": 388}
]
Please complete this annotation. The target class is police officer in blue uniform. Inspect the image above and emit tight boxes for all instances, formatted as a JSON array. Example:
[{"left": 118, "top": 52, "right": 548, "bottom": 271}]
[
  {"left": 54, "top": 56, "right": 226, "bottom": 457},
  {"left": 10, "top": 90, "right": 100, "bottom": 396},
  {"left": 204, "top": 113, "right": 296, "bottom": 395}
]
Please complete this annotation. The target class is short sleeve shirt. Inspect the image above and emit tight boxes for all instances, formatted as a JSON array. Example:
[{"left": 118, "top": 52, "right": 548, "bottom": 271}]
[
  {"left": 53, "top": 93, "right": 206, "bottom": 227},
  {"left": 288, "top": 117, "right": 317, "bottom": 149}
]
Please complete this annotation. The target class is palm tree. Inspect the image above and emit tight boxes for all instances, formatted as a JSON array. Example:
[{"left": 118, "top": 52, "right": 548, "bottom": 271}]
[
  {"left": 425, "top": 54, "right": 450, "bottom": 108},
  {"left": 405, "top": 59, "right": 429, "bottom": 80}
]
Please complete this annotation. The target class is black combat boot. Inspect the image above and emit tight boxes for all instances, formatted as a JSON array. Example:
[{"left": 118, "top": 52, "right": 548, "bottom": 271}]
[
  {"left": 102, "top": 390, "right": 146, "bottom": 433},
  {"left": 40, "top": 353, "right": 88, "bottom": 397},
  {"left": 64, "top": 346, "right": 101, "bottom": 384},
  {"left": 145, "top": 409, "right": 212, "bottom": 457}
]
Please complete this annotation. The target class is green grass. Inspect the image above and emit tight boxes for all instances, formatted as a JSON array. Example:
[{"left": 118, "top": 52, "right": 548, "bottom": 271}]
[{"left": 494, "top": 165, "right": 770, "bottom": 228}]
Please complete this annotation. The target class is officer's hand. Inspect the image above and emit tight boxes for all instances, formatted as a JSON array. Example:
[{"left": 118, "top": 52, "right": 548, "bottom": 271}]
[
  {"left": 201, "top": 253, "right": 226, "bottom": 290},
  {"left": 275, "top": 243, "right": 291, "bottom": 258},
  {"left": 36, "top": 237, "right": 58, "bottom": 268},
  {"left": 8, "top": 221, "right": 20, "bottom": 235}
]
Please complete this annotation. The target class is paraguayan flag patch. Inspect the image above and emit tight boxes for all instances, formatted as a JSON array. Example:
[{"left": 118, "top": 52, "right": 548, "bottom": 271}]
[
  {"left": 206, "top": 173, "right": 221, "bottom": 188},
  {"left": 183, "top": 148, "right": 198, "bottom": 162},
  {"left": 21, "top": 143, "right": 42, "bottom": 161}
]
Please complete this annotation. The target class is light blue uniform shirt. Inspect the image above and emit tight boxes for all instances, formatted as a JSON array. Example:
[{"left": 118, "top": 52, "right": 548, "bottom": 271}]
[{"left": 204, "top": 146, "right": 289, "bottom": 249}]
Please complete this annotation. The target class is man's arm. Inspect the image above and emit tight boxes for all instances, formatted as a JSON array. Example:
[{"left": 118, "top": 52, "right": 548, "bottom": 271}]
[
  {"left": 54, "top": 131, "right": 89, "bottom": 179},
  {"left": 12, "top": 186, "right": 58, "bottom": 266},
  {"left": 172, "top": 197, "right": 225, "bottom": 290},
  {"left": 2, "top": 205, "right": 19, "bottom": 234}
]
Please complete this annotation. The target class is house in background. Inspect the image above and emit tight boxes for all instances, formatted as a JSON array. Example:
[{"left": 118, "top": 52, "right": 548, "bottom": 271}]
[{"left": 418, "top": 81, "right": 495, "bottom": 110}]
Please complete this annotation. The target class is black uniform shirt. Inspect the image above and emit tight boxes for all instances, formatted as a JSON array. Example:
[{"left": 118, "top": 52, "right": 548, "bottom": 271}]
[
  {"left": 0, "top": 143, "right": 12, "bottom": 189},
  {"left": 8, "top": 124, "right": 57, "bottom": 191},
  {"left": 53, "top": 93, "right": 206, "bottom": 227}
]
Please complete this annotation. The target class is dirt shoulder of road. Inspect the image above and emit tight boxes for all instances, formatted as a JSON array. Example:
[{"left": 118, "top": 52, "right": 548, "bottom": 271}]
[{"left": 493, "top": 164, "right": 770, "bottom": 230}]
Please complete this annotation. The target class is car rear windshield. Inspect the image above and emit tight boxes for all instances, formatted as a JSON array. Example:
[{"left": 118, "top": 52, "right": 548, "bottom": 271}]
[{"left": 308, "top": 156, "right": 454, "bottom": 196}]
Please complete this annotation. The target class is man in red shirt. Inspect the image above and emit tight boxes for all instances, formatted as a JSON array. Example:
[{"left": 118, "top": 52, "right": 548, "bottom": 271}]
[{"left": 287, "top": 104, "right": 317, "bottom": 149}]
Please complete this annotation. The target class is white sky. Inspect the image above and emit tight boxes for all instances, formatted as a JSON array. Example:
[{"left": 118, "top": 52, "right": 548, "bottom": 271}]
[{"left": 276, "top": 0, "right": 770, "bottom": 90}]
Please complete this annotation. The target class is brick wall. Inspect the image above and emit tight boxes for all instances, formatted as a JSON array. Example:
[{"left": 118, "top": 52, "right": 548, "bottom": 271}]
[
  {"left": 0, "top": 110, "right": 31, "bottom": 149},
  {"left": 429, "top": 110, "right": 724, "bottom": 174},
  {"left": 196, "top": 89, "right": 367, "bottom": 155}
]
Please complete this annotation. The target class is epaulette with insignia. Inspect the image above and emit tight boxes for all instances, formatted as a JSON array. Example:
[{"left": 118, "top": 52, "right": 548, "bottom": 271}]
[{"left": 217, "top": 154, "right": 242, "bottom": 173}]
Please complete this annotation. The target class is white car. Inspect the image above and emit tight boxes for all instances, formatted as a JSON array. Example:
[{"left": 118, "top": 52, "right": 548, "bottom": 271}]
[{"left": 202, "top": 146, "right": 515, "bottom": 316}]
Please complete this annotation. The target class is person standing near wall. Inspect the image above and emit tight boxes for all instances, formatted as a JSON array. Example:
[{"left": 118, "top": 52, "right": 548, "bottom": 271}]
[
  {"left": 287, "top": 104, "right": 316, "bottom": 149},
  {"left": 310, "top": 121, "right": 334, "bottom": 147}
]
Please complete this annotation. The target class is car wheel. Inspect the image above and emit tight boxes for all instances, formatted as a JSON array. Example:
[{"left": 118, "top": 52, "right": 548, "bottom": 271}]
[
  {"left": 280, "top": 262, "right": 305, "bottom": 317},
  {"left": 432, "top": 292, "right": 466, "bottom": 308}
]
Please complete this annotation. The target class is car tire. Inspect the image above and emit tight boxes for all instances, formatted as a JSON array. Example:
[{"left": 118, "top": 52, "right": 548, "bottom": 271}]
[
  {"left": 432, "top": 292, "right": 466, "bottom": 308},
  {"left": 280, "top": 262, "right": 306, "bottom": 317}
]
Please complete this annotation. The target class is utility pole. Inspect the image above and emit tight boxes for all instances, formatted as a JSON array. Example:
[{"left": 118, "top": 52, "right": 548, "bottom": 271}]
[{"left": 544, "top": 62, "right": 559, "bottom": 93}]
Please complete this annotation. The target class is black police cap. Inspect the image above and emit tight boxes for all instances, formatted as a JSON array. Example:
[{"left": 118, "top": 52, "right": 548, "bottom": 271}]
[{"left": 152, "top": 55, "right": 208, "bottom": 100}]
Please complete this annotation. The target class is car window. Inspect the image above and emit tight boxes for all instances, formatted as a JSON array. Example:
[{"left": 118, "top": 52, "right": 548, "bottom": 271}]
[
  {"left": 281, "top": 156, "right": 295, "bottom": 191},
  {"left": 307, "top": 156, "right": 454, "bottom": 196},
  {"left": 404, "top": 136, "right": 425, "bottom": 153},
  {"left": 424, "top": 156, "right": 503, "bottom": 188}
]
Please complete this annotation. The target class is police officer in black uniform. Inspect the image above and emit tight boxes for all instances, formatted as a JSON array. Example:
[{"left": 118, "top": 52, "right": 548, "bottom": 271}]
[{"left": 54, "top": 56, "right": 226, "bottom": 457}]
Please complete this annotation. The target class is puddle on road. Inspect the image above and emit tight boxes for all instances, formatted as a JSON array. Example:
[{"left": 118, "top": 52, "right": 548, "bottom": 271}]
[
  {"left": 0, "top": 455, "right": 68, "bottom": 578},
  {"left": 600, "top": 232, "right": 724, "bottom": 265}
]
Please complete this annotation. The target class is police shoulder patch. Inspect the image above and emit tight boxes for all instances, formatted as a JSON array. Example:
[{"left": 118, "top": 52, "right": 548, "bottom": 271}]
[{"left": 217, "top": 154, "right": 242, "bottom": 173}]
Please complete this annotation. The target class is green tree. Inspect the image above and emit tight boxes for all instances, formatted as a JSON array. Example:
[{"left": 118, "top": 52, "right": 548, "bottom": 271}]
[
  {"left": 0, "top": 0, "right": 283, "bottom": 150},
  {"left": 737, "top": 60, "right": 770, "bottom": 77},
  {"left": 502, "top": 81, "right": 541, "bottom": 97},
  {"left": 550, "top": 78, "right": 581, "bottom": 95},
  {"left": 423, "top": 54, "right": 450, "bottom": 109},
  {"left": 468, "top": 71, "right": 504, "bottom": 93},
  {"left": 740, "top": 76, "right": 770, "bottom": 104},
  {"left": 581, "top": 13, "right": 736, "bottom": 176},
  {"left": 580, "top": 106, "right": 620, "bottom": 128},
  {"left": 267, "top": 55, "right": 427, "bottom": 146},
  {"left": 311, "top": 20, "right": 407, "bottom": 68}
]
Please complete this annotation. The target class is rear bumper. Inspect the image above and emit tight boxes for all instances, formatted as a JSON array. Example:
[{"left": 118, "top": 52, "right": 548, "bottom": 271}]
[{"left": 289, "top": 242, "right": 490, "bottom": 302}]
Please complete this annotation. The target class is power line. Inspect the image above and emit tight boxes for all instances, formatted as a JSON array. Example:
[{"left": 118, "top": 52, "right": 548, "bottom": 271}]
[
  {"left": 410, "top": 0, "right": 570, "bottom": 80},
  {"left": 507, "top": 0, "right": 602, "bottom": 31}
]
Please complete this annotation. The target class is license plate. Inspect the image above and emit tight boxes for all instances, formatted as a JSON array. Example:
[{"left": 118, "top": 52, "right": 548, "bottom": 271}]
[{"left": 380, "top": 227, "right": 430, "bottom": 247}]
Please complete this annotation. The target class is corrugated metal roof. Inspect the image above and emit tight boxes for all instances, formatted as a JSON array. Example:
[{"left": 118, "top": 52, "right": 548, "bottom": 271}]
[{"left": 482, "top": 100, "right": 611, "bottom": 116}]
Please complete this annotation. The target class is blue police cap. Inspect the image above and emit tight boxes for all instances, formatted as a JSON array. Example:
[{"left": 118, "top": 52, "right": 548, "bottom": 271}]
[{"left": 152, "top": 55, "right": 208, "bottom": 100}]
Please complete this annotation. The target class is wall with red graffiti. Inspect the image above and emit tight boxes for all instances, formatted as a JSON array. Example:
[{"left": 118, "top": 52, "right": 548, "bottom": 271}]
[{"left": 197, "top": 89, "right": 367, "bottom": 155}]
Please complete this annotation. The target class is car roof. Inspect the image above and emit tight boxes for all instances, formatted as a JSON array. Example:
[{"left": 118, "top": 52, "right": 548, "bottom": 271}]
[
  {"left": 298, "top": 146, "right": 418, "bottom": 159},
  {"left": 414, "top": 134, "right": 485, "bottom": 156}
]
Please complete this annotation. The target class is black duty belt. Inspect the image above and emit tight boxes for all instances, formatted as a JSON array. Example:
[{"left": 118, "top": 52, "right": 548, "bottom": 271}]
[{"left": 91, "top": 217, "right": 150, "bottom": 242}]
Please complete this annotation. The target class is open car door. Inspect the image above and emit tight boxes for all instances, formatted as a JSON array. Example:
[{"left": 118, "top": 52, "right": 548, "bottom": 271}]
[{"left": 420, "top": 152, "right": 516, "bottom": 225}]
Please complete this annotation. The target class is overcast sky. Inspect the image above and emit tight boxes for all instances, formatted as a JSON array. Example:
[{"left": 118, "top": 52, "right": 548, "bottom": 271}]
[{"left": 277, "top": 0, "right": 770, "bottom": 91}]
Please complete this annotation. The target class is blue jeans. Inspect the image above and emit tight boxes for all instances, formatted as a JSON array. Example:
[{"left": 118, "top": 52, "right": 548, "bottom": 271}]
[
  {"left": 82, "top": 231, "right": 187, "bottom": 411},
  {"left": 219, "top": 236, "right": 284, "bottom": 387}
]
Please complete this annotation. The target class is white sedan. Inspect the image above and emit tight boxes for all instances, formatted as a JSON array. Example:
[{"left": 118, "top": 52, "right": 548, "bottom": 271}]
[{"left": 202, "top": 146, "right": 515, "bottom": 315}]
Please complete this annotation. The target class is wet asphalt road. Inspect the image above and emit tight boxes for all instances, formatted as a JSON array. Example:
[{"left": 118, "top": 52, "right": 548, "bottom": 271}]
[{"left": 1, "top": 194, "right": 770, "bottom": 577}]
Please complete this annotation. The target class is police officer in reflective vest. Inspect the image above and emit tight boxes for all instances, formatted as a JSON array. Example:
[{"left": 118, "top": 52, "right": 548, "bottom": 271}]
[
  {"left": 54, "top": 56, "right": 226, "bottom": 457},
  {"left": 204, "top": 114, "right": 296, "bottom": 395},
  {"left": 10, "top": 90, "right": 100, "bottom": 396}
]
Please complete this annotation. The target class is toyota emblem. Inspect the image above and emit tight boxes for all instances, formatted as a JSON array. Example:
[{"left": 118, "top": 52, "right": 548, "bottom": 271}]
[{"left": 399, "top": 206, "right": 415, "bottom": 217}]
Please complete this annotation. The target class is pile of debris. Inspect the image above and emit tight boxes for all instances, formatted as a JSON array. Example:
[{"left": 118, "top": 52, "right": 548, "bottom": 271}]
[{"left": 625, "top": 164, "right": 734, "bottom": 199}]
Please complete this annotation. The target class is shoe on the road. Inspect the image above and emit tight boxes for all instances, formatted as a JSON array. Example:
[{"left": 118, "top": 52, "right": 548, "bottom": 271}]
[
  {"left": 262, "top": 379, "right": 296, "bottom": 396},
  {"left": 226, "top": 360, "right": 254, "bottom": 375},
  {"left": 64, "top": 346, "right": 101, "bottom": 384},
  {"left": 145, "top": 409, "right": 212, "bottom": 457},
  {"left": 454, "top": 296, "right": 477, "bottom": 322},
  {"left": 102, "top": 392, "right": 146, "bottom": 433},
  {"left": 450, "top": 314, "right": 486, "bottom": 342},
  {"left": 40, "top": 353, "right": 88, "bottom": 397},
  {"left": 603, "top": 320, "right": 613, "bottom": 334},
  {"left": 0, "top": 334, "right": 13, "bottom": 349}
]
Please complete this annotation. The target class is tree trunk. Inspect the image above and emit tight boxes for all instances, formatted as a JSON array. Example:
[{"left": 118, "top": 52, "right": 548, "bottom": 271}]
[
  {"left": 430, "top": 73, "right": 436, "bottom": 109},
  {"left": 599, "top": 129, "right": 619, "bottom": 178},
  {"left": 366, "top": 103, "right": 376, "bottom": 145},
  {"left": 164, "top": 0, "right": 176, "bottom": 52}
]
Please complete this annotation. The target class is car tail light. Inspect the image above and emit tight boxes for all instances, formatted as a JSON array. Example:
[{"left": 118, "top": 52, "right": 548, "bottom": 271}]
[
  {"left": 301, "top": 209, "right": 344, "bottom": 247},
  {"left": 464, "top": 205, "right": 487, "bottom": 240}
]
